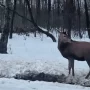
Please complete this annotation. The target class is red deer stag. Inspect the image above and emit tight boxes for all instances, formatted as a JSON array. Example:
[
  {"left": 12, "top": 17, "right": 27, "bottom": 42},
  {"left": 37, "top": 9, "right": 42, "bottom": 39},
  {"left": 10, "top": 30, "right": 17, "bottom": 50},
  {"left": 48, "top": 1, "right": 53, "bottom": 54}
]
[{"left": 58, "top": 32, "right": 90, "bottom": 79}]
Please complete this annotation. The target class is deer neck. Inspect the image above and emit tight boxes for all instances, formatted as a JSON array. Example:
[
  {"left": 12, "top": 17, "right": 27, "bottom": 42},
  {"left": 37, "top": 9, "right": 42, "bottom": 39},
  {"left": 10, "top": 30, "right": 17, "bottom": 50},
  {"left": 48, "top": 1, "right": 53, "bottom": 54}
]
[{"left": 59, "top": 42, "right": 70, "bottom": 51}]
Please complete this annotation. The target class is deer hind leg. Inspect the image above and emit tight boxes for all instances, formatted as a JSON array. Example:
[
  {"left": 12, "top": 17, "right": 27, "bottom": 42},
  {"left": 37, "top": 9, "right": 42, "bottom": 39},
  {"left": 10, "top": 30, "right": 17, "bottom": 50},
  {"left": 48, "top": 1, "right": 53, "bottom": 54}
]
[
  {"left": 85, "top": 60, "right": 90, "bottom": 79},
  {"left": 68, "top": 59, "right": 75, "bottom": 76}
]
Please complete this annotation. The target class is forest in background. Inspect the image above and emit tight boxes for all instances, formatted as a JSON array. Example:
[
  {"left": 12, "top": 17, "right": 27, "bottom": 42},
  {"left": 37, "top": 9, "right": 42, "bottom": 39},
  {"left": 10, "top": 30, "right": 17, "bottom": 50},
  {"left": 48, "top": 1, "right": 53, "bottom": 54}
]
[{"left": 0, "top": 0, "right": 90, "bottom": 53}]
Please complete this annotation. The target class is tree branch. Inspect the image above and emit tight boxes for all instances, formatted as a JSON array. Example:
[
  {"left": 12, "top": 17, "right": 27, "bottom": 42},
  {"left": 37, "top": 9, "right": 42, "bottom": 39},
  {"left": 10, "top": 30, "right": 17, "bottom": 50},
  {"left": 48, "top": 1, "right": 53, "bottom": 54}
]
[
  {"left": 0, "top": 2, "right": 56, "bottom": 42},
  {"left": 25, "top": 0, "right": 56, "bottom": 42}
]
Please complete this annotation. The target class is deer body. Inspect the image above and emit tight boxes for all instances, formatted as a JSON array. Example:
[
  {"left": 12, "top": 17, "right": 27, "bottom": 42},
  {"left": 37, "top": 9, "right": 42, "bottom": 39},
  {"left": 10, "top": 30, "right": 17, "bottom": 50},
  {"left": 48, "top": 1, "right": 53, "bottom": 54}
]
[{"left": 58, "top": 32, "right": 90, "bottom": 78}]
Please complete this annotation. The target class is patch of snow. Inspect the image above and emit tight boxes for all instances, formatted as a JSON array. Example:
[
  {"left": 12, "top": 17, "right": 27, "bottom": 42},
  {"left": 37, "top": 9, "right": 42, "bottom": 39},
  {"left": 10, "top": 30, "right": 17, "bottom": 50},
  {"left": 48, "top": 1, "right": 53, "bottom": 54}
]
[{"left": 0, "top": 78, "right": 89, "bottom": 90}]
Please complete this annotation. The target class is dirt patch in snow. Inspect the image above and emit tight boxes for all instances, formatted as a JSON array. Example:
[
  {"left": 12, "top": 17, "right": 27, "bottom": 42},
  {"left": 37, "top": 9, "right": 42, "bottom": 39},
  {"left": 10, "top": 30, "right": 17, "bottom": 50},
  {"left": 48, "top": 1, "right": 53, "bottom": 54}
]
[{"left": 14, "top": 70, "right": 90, "bottom": 87}]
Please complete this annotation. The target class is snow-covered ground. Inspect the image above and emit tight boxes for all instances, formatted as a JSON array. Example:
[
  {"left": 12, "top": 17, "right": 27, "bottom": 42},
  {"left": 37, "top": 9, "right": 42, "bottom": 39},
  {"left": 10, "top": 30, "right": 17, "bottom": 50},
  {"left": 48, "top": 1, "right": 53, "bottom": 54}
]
[
  {"left": 0, "top": 78, "right": 89, "bottom": 90},
  {"left": 0, "top": 34, "right": 89, "bottom": 77},
  {"left": 0, "top": 33, "right": 90, "bottom": 89}
]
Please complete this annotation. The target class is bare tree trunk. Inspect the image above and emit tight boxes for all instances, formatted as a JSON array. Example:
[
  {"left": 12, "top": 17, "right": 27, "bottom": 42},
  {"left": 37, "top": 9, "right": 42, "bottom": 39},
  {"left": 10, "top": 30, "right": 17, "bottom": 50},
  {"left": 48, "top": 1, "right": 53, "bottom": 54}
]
[
  {"left": 22, "top": 0, "right": 26, "bottom": 28},
  {"left": 35, "top": 0, "right": 40, "bottom": 37},
  {"left": 0, "top": 0, "right": 4, "bottom": 29},
  {"left": 77, "top": 0, "right": 82, "bottom": 38},
  {"left": 57, "top": 0, "right": 60, "bottom": 16},
  {"left": 0, "top": 0, "right": 11, "bottom": 53},
  {"left": 64, "top": 0, "right": 75, "bottom": 38},
  {"left": 67, "top": 15, "right": 72, "bottom": 37},
  {"left": 47, "top": 0, "right": 51, "bottom": 32},
  {"left": 25, "top": 0, "right": 56, "bottom": 42},
  {"left": 62, "top": 0, "right": 66, "bottom": 31},
  {"left": 84, "top": 0, "right": 90, "bottom": 38},
  {"left": 9, "top": 0, "right": 17, "bottom": 39}
]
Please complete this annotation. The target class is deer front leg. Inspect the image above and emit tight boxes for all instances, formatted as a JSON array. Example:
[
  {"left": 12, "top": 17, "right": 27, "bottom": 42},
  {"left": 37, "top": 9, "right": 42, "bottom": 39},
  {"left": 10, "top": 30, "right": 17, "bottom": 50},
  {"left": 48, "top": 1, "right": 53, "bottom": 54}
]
[
  {"left": 71, "top": 59, "right": 75, "bottom": 76},
  {"left": 68, "top": 59, "right": 71, "bottom": 75},
  {"left": 68, "top": 59, "right": 75, "bottom": 76},
  {"left": 85, "top": 71, "right": 90, "bottom": 79}
]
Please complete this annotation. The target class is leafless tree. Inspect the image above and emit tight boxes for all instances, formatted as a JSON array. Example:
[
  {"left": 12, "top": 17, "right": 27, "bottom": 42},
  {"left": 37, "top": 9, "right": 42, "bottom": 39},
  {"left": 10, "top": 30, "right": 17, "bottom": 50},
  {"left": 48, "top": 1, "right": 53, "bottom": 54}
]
[
  {"left": 84, "top": 0, "right": 90, "bottom": 38},
  {"left": 0, "top": 0, "right": 11, "bottom": 53},
  {"left": 9, "top": 0, "right": 17, "bottom": 39}
]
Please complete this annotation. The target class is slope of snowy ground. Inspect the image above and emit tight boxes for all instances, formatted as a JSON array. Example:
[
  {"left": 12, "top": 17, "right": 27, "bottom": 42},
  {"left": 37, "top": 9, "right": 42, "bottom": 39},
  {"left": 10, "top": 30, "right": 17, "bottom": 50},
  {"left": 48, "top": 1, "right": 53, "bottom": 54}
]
[
  {"left": 0, "top": 33, "right": 90, "bottom": 88},
  {"left": 0, "top": 78, "right": 89, "bottom": 90}
]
